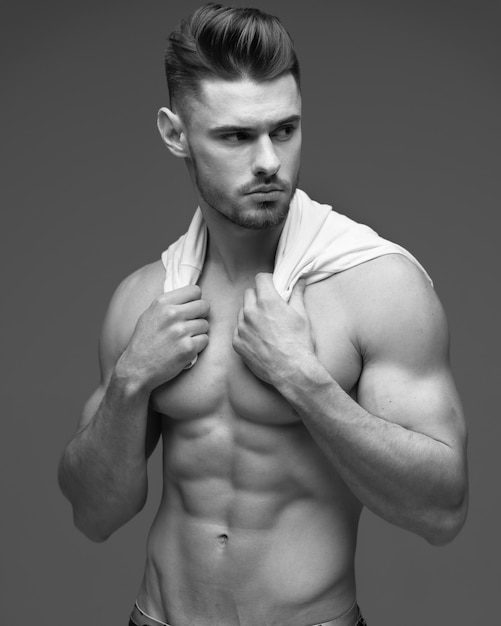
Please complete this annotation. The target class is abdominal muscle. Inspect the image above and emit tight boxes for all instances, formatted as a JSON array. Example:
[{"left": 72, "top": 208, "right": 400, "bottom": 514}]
[{"left": 138, "top": 396, "right": 361, "bottom": 626}]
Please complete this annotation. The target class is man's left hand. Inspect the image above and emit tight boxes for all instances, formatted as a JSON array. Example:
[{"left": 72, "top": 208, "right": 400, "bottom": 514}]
[{"left": 232, "top": 273, "right": 316, "bottom": 386}]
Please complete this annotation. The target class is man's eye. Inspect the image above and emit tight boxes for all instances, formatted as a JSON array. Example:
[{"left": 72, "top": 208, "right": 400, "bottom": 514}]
[
  {"left": 272, "top": 126, "right": 295, "bottom": 141},
  {"left": 222, "top": 132, "right": 249, "bottom": 143}
]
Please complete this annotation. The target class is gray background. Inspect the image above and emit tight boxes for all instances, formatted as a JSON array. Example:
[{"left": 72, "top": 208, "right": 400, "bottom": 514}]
[{"left": 2, "top": 0, "right": 499, "bottom": 624}]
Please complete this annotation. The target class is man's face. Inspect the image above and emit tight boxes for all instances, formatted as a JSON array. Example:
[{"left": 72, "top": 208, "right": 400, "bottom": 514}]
[{"left": 183, "top": 74, "right": 302, "bottom": 230}]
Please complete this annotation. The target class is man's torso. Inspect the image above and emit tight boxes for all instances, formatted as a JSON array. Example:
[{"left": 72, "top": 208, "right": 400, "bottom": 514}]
[{"left": 133, "top": 257, "right": 375, "bottom": 626}]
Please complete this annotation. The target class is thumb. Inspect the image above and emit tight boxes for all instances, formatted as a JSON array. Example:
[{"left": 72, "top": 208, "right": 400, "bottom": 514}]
[{"left": 289, "top": 278, "right": 307, "bottom": 313}]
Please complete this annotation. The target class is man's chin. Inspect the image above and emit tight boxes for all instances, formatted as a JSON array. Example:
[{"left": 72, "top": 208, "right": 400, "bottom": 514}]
[{"left": 230, "top": 202, "right": 290, "bottom": 230}]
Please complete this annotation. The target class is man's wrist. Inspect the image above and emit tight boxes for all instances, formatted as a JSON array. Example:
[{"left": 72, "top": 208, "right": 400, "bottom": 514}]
[
  {"left": 273, "top": 351, "right": 333, "bottom": 404},
  {"left": 112, "top": 354, "right": 154, "bottom": 398}
]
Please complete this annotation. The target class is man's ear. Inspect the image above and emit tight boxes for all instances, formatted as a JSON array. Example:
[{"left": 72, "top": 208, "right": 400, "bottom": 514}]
[{"left": 157, "top": 107, "right": 190, "bottom": 158}]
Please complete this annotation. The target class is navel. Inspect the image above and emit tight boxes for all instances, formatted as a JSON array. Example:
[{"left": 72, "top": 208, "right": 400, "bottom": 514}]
[{"left": 217, "top": 533, "right": 229, "bottom": 547}]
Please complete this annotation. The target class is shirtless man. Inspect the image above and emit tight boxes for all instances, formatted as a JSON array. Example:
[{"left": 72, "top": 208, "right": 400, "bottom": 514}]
[{"left": 58, "top": 5, "right": 468, "bottom": 626}]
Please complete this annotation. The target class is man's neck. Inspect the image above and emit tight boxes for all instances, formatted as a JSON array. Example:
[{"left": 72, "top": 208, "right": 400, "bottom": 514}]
[{"left": 200, "top": 207, "right": 285, "bottom": 284}]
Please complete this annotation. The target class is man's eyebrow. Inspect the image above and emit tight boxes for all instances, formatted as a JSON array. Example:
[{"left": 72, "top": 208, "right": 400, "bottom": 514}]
[{"left": 209, "top": 115, "right": 301, "bottom": 135}]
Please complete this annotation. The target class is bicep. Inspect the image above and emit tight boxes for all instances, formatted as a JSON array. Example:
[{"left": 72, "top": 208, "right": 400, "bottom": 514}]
[
  {"left": 355, "top": 261, "right": 466, "bottom": 450},
  {"left": 357, "top": 359, "right": 466, "bottom": 450}
]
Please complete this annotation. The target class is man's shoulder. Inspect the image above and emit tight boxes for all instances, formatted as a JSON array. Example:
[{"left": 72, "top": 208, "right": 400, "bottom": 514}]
[
  {"left": 113, "top": 260, "right": 165, "bottom": 307},
  {"left": 309, "top": 253, "right": 446, "bottom": 356},
  {"left": 99, "top": 260, "right": 165, "bottom": 359},
  {"left": 343, "top": 252, "right": 431, "bottom": 295},
  {"left": 312, "top": 252, "right": 432, "bottom": 301}
]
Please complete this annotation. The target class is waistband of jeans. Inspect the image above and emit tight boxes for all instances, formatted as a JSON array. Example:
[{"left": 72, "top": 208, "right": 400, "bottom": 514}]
[{"left": 130, "top": 600, "right": 361, "bottom": 626}]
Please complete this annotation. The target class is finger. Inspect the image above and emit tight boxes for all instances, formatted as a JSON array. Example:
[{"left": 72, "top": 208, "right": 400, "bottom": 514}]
[
  {"left": 177, "top": 298, "right": 210, "bottom": 320},
  {"left": 289, "top": 278, "right": 307, "bottom": 311},
  {"left": 243, "top": 287, "right": 257, "bottom": 309},
  {"left": 185, "top": 318, "right": 210, "bottom": 337},
  {"left": 254, "top": 272, "right": 279, "bottom": 299},
  {"left": 191, "top": 333, "right": 209, "bottom": 354},
  {"left": 232, "top": 323, "right": 243, "bottom": 354},
  {"left": 162, "top": 284, "right": 203, "bottom": 305}
]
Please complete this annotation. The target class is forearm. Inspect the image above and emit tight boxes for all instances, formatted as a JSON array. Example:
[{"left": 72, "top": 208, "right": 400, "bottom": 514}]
[
  {"left": 58, "top": 368, "right": 152, "bottom": 541},
  {"left": 274, "top": 357, "right": 467, "bottom": 544}
]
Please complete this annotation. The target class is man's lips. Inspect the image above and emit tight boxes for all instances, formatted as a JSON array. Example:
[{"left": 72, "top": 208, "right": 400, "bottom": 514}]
[{"left": 246, "top": 186, "right": 283, "bottom": 194}]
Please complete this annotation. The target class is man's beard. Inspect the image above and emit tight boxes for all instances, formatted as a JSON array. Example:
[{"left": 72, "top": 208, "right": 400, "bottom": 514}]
[{"left": 193, "top": 159, "right": 299, "bottom": 231}]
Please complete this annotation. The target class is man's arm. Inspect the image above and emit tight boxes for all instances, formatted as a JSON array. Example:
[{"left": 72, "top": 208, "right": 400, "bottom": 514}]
[
  {"left": 233, "top": 258, "right": 468, "bottom": 545},
  {"left": 58, "top": 263, "right": 209, "bottom": 542}
]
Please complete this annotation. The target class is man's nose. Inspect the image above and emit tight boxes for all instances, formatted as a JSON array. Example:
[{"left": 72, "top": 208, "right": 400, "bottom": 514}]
[{"left": 251, "top": 136, "right": 280, "bottom": 177}]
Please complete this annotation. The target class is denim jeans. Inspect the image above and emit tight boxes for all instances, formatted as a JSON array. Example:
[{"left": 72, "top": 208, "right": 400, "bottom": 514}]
[
  {"left": 129, "top": 611, "right": 367, "bottom": 626},
  {"left": 129, "top": 616, "right": 367, "bottom": 626}
]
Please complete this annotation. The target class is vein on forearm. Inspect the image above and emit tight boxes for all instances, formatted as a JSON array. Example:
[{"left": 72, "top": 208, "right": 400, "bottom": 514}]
[{"left": 277, "top": 364, "right": 463, "bottom": 529}]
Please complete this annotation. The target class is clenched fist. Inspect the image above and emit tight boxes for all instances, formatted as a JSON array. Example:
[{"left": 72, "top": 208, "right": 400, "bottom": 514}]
[
  {"left": 118, "top": 285, "right": 209, "bottom": 391},
  {"left": 232, "top": 273, "right": 315, "bottom": 387}
]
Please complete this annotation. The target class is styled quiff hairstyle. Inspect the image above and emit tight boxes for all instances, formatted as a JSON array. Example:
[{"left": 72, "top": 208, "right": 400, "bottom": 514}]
[{"left": 164, "top": 3, "right": 300, "bottom": 113}]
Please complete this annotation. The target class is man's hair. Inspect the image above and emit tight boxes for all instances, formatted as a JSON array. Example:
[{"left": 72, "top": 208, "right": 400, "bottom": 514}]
[{"left": 165, "top": 3, "right": 300, "bottom": 113}]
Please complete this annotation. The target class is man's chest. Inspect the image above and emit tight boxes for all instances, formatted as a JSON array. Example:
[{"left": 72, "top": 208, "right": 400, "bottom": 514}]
[{"left": 150, "top": 276, "right": 362, "bottom": 424}]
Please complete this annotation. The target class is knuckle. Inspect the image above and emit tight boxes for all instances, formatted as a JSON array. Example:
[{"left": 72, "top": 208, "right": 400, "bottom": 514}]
[
  {"left": 158, "top": 292, "right": 174, "bottom": 305},
  {"left": 163, "top": 305, "right": 178, "bottom": 323},
  {"left": 179, "top": 335, "right": 195, "bottom": 355},
  {"left": 170, "top": 320, "right": 185, "bottom": 339}
]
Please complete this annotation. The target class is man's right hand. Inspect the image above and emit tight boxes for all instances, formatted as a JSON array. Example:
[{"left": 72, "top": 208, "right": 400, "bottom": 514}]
[{"left": 116, "top": 285, "right": 209, "bottom": 391}]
